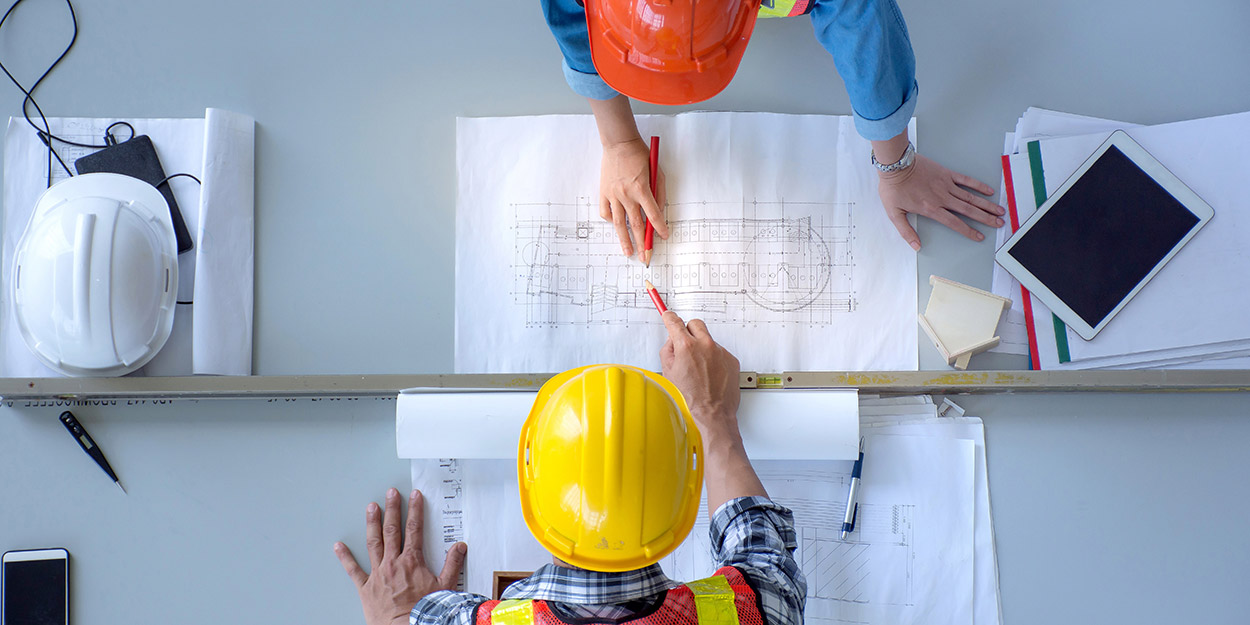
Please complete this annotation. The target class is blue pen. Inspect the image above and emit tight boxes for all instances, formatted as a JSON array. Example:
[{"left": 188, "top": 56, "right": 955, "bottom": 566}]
[{"left": 840, "top": 436, "right": 864, "bottom": 540}]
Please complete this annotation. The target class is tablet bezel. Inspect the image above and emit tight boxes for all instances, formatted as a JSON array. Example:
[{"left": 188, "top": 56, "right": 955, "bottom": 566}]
[{"left": 995, "top": 129, "right": 1215, "bottom": 341}]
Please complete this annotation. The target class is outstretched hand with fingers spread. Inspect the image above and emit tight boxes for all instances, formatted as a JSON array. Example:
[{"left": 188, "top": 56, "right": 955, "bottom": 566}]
[
  {"left": 877, "top": 153, "right": 1004, "bottom": 250},
  {"left": 334, "top": 488, "right": 467, "bottom": 625}
]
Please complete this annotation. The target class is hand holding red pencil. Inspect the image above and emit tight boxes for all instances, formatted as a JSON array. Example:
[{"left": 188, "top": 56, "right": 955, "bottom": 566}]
[{"left": 596, "top": 138, "right": 667, "bottom": 259}]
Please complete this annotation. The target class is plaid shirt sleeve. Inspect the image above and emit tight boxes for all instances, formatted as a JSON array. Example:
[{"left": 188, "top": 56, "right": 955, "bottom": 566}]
[
  {"left": 708, "top": 496, "right": 807, "bottom": 625},
  {"left": 410, "top": 590, "right": 489, "bottom": 625}
]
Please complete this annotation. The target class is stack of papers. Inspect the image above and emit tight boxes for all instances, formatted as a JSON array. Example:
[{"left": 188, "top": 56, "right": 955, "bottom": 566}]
[
  {"left": 991, "top": 108, "right": 1250, "bottom": 369},
  {"left": 405, "top": 394, "right": 1000, "bottom": 625}
]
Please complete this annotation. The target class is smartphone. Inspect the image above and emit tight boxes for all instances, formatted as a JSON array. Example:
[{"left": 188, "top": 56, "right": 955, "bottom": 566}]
[{"left": 2, "top": 549, "right": 68, "bottom": 625}]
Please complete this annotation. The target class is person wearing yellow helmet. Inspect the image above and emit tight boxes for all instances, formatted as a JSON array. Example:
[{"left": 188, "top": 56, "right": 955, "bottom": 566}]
[
  {"left": 335, "top": 311, "right": 805, "bottom": 625},
  {"left": 540, "top": 0, "right": 1006, "bottom": 257}
]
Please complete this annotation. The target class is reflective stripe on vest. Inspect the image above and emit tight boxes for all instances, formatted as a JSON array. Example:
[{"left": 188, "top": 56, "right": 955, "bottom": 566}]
[
  {"left": 685, "top": 574, "right": 739, "bottom": 625},
  {"left": 483, "top": 571, "right": 742, "bottom": 625},
  {"left": 758, "top": 0, "right": 812, "bottom": 18},
  {"left": 490, "top": 599, "right": 536, "bottom": 625}
]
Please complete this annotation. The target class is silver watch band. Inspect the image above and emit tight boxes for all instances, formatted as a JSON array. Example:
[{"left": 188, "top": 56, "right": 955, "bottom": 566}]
[{"left": 872, "top": 141, "right": 916, "bottom": 173}]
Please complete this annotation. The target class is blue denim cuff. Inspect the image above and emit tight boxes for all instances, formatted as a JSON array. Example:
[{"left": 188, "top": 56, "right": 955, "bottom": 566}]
[
  {"left": 562, "top": 58, "right": 620, "bottom": 100},
  {"left": 853, "top": 81, "right": 918, "bottom": 141}
]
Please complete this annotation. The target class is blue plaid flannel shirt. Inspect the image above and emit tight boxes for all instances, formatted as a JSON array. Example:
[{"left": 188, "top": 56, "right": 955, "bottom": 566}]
[{"left": 411, "top": 496, "right": 806, "bottom": 625}]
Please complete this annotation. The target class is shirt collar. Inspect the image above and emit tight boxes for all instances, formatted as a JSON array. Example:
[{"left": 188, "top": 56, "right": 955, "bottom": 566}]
[{"left": 500, "top": 563, "right": 677, "bottom": 605}]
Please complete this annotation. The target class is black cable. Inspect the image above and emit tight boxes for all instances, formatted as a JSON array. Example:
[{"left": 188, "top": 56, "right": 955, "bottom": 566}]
[
  {"left": 157, "top": 172, "right": 201, "bottom": 188},
  {"left": 0, "top": 0, "right": 135, "bottom": 187}
]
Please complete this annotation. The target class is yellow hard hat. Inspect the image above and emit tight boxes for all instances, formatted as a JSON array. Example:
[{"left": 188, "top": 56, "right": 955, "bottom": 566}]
[{"left": 518, "top": 364, "right": 704, "bottom": 572}]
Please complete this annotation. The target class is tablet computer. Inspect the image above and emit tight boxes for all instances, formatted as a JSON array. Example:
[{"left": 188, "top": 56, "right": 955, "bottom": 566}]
[{"left": 995, "top": 130, "right": 1214, "bottom": 340}]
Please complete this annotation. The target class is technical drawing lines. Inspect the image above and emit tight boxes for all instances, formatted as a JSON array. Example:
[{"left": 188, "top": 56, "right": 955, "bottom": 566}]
[
  {"left": 800, "top": 503, "right": 915, "bottom": 607},
  {"left": 509, "top": 198, "right": 857, "bottom": 327}
]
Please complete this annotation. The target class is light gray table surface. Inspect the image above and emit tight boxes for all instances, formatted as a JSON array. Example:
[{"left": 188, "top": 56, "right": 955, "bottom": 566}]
[{"left": 2, "top": 1, "right": 1249, "bottom": 624}]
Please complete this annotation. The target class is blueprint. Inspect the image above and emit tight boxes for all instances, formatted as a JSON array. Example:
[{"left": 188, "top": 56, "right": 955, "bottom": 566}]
[
  {"left": 456, "top": 113, "right": 918, "bottom": 373},
  {"left": 411, "top": 436, "right": 974, "bottom": 623},
  {"left": 659, "top": 437, "right": 974, "bottom": 625},
  {"left": 511, "top": 200, "right": 854, "bottom": 327}
]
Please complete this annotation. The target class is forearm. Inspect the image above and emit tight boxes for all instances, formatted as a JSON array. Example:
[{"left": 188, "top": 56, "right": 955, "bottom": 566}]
[
  {"left": 588, "top": 95, "right": 642, "bottom": 148},
  {"left": 699, "top": 414, "right": 768, "bottom": 517}
]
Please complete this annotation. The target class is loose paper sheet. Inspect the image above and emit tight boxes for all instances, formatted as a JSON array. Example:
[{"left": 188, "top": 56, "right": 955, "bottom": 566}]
[
  {"left": 1, "top": 109, "right": 254, "bottom": 376},
  {"left": 455, "top": 113, "right": 918, "bottom": 373},
  {"left": 862, "top": 412, "right": 1000, "bottom": 625},
  {"left": 410, "top": 431, "right": 976, "bottom": 625}
]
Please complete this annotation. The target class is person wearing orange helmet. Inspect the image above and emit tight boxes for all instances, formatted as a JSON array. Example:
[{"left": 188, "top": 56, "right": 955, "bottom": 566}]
[
  {"left": 334, "top": 312, "right": 805, "bottom": 625},
  {"left": 541, "top": 0, "right": 1005, "bottom": 256}
]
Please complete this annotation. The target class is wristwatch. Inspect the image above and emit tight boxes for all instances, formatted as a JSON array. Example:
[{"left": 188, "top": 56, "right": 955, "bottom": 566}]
[{"left": 871, "top": 141, "right": 916, "bottom": 173}]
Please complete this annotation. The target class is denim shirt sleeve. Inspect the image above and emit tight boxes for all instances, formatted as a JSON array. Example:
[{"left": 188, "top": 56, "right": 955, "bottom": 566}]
[
  {"left": 410, "top": 590, "right": 489, "bottom": 625},
  {"left": 540, "top": 0, "right": 621, "bottom": 100},
  {"left": 709, "top": 496, "right": 807, "bottom": 625},
  {"left": 809, "top": 0, "right": 918, "bottom": 140}
]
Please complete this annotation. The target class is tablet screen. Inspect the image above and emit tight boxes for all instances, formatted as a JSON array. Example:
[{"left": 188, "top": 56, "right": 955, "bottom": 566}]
[{"left": 1008, "top": 146, "right": 1200, "bottom": 327}]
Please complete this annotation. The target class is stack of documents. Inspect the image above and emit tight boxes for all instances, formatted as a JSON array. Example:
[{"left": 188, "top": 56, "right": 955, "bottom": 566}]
[
  {"left": 991, "top": 107, "right": 1250, "bottom": 369},
  {"left": 400, "top": 392, "right": 1000, "bottom": 625}
]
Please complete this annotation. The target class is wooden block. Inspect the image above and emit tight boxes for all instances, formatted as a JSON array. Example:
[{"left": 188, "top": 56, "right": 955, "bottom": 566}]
[
  {"left": 919, "top": 275, "right": 1012, "bottom": 369},
  {"left": 493, "top": 571, "right": 533, "bottom": 600}
]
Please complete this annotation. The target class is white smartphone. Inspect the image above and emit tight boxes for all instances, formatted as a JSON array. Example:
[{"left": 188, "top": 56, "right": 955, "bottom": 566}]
[{"left": 2, "top": 548, "right": 69, "bottom": 625}]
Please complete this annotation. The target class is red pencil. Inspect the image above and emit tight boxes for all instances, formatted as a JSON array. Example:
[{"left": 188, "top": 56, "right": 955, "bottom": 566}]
[
  {"left": 644, "top": 279, "right": 667, "bottom": 315},
  {"left": 642, "top": 136, "right": 659, "bottom": 267}
]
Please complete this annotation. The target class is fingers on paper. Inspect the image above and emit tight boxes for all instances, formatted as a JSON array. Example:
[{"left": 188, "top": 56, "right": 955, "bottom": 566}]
[
  {"left": 625, "top": 200, "right": 647, "bottom": 256},
  {"left": 886, "top": 209, "right": 922, "bottom": 251},
  {"left": 650, "top": 167, "right": 669, "bottom": 239},
  {"left": 931, "top": 207, "right": 984, "bottom": 242},
  {"left": 610, "top": 203, "right": 633, "bottom": 257},
  {"left": 438, "top": 542, "right": 468, "bottom": 590},
  {"left": 333, "top": 542, "right": 368, "bottom": 589},
  {"left": 406, "top": 490, "right": 426, "bottom": 566}
]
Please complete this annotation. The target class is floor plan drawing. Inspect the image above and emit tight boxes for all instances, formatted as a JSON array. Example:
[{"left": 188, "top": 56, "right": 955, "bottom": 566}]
[
  {"left": 457, "top": 113, "right": 918, "bottom": 373},
  {"left": 511, "top": 198, "right": 855, "bottom": 327}
]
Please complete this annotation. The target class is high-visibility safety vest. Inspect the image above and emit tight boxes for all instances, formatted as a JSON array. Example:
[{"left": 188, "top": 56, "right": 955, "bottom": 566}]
[
  {"left": 474, "top": 566, "right": 765, "bottom": 625},
  {"left": 758, "top": 0, "right": 814, "bottom": 18}
]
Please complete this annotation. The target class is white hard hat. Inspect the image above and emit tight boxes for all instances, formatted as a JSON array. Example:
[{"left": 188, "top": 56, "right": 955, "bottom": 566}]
[{"left": 12, "top": 173, "right": 179, "bottom": 377}]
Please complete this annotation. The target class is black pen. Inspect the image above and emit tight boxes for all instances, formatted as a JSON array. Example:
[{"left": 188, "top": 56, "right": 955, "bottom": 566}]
[
  {"left": 59, "top": 411, "right": 126, "bottom": 494},
  {"left": 840, "top": 436, "right": 864, "bottom": 540}
]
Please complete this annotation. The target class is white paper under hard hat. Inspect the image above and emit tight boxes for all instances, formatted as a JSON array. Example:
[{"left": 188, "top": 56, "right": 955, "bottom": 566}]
[{"left": 12, "top": 173, "right": 178, "bottom": 377}]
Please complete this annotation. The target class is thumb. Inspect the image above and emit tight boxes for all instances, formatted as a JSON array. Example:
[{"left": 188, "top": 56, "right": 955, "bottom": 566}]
[
  {"left": 886, "top": 209, "right": 921, "bottom": 251},
  {"left": 437, "top": 543, "right": 467, "bottom": 590}
]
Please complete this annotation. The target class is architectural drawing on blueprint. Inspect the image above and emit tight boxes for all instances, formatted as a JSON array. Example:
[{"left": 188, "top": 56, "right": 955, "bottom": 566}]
[
  {"left": 511, "top": 198, "right": 855, "bottom": 327},
  {"left": 658, "top": 462, "right": 919, "bottom": 625},
  {"left": 801, "top": 503, "right": 916, "bottom": 625}
]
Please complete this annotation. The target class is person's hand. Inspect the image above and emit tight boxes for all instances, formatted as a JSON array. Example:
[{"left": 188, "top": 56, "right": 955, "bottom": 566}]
[
  {"left": 599, "top": 137, "right": 668, "bottom": 258},
  {"left": 877, "top": 153, "right": 1004, "bottom": 250},
  {"left": 334, "top": 488, "right": 467, "bottom": 625},
  {"left": 659, "top": 311, "right": 741, "bottom": 433}
]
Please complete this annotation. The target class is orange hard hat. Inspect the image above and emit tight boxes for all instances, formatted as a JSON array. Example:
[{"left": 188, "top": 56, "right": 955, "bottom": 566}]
[{"left": 585, "top": 0, "right": 762, "bottom": 106}]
